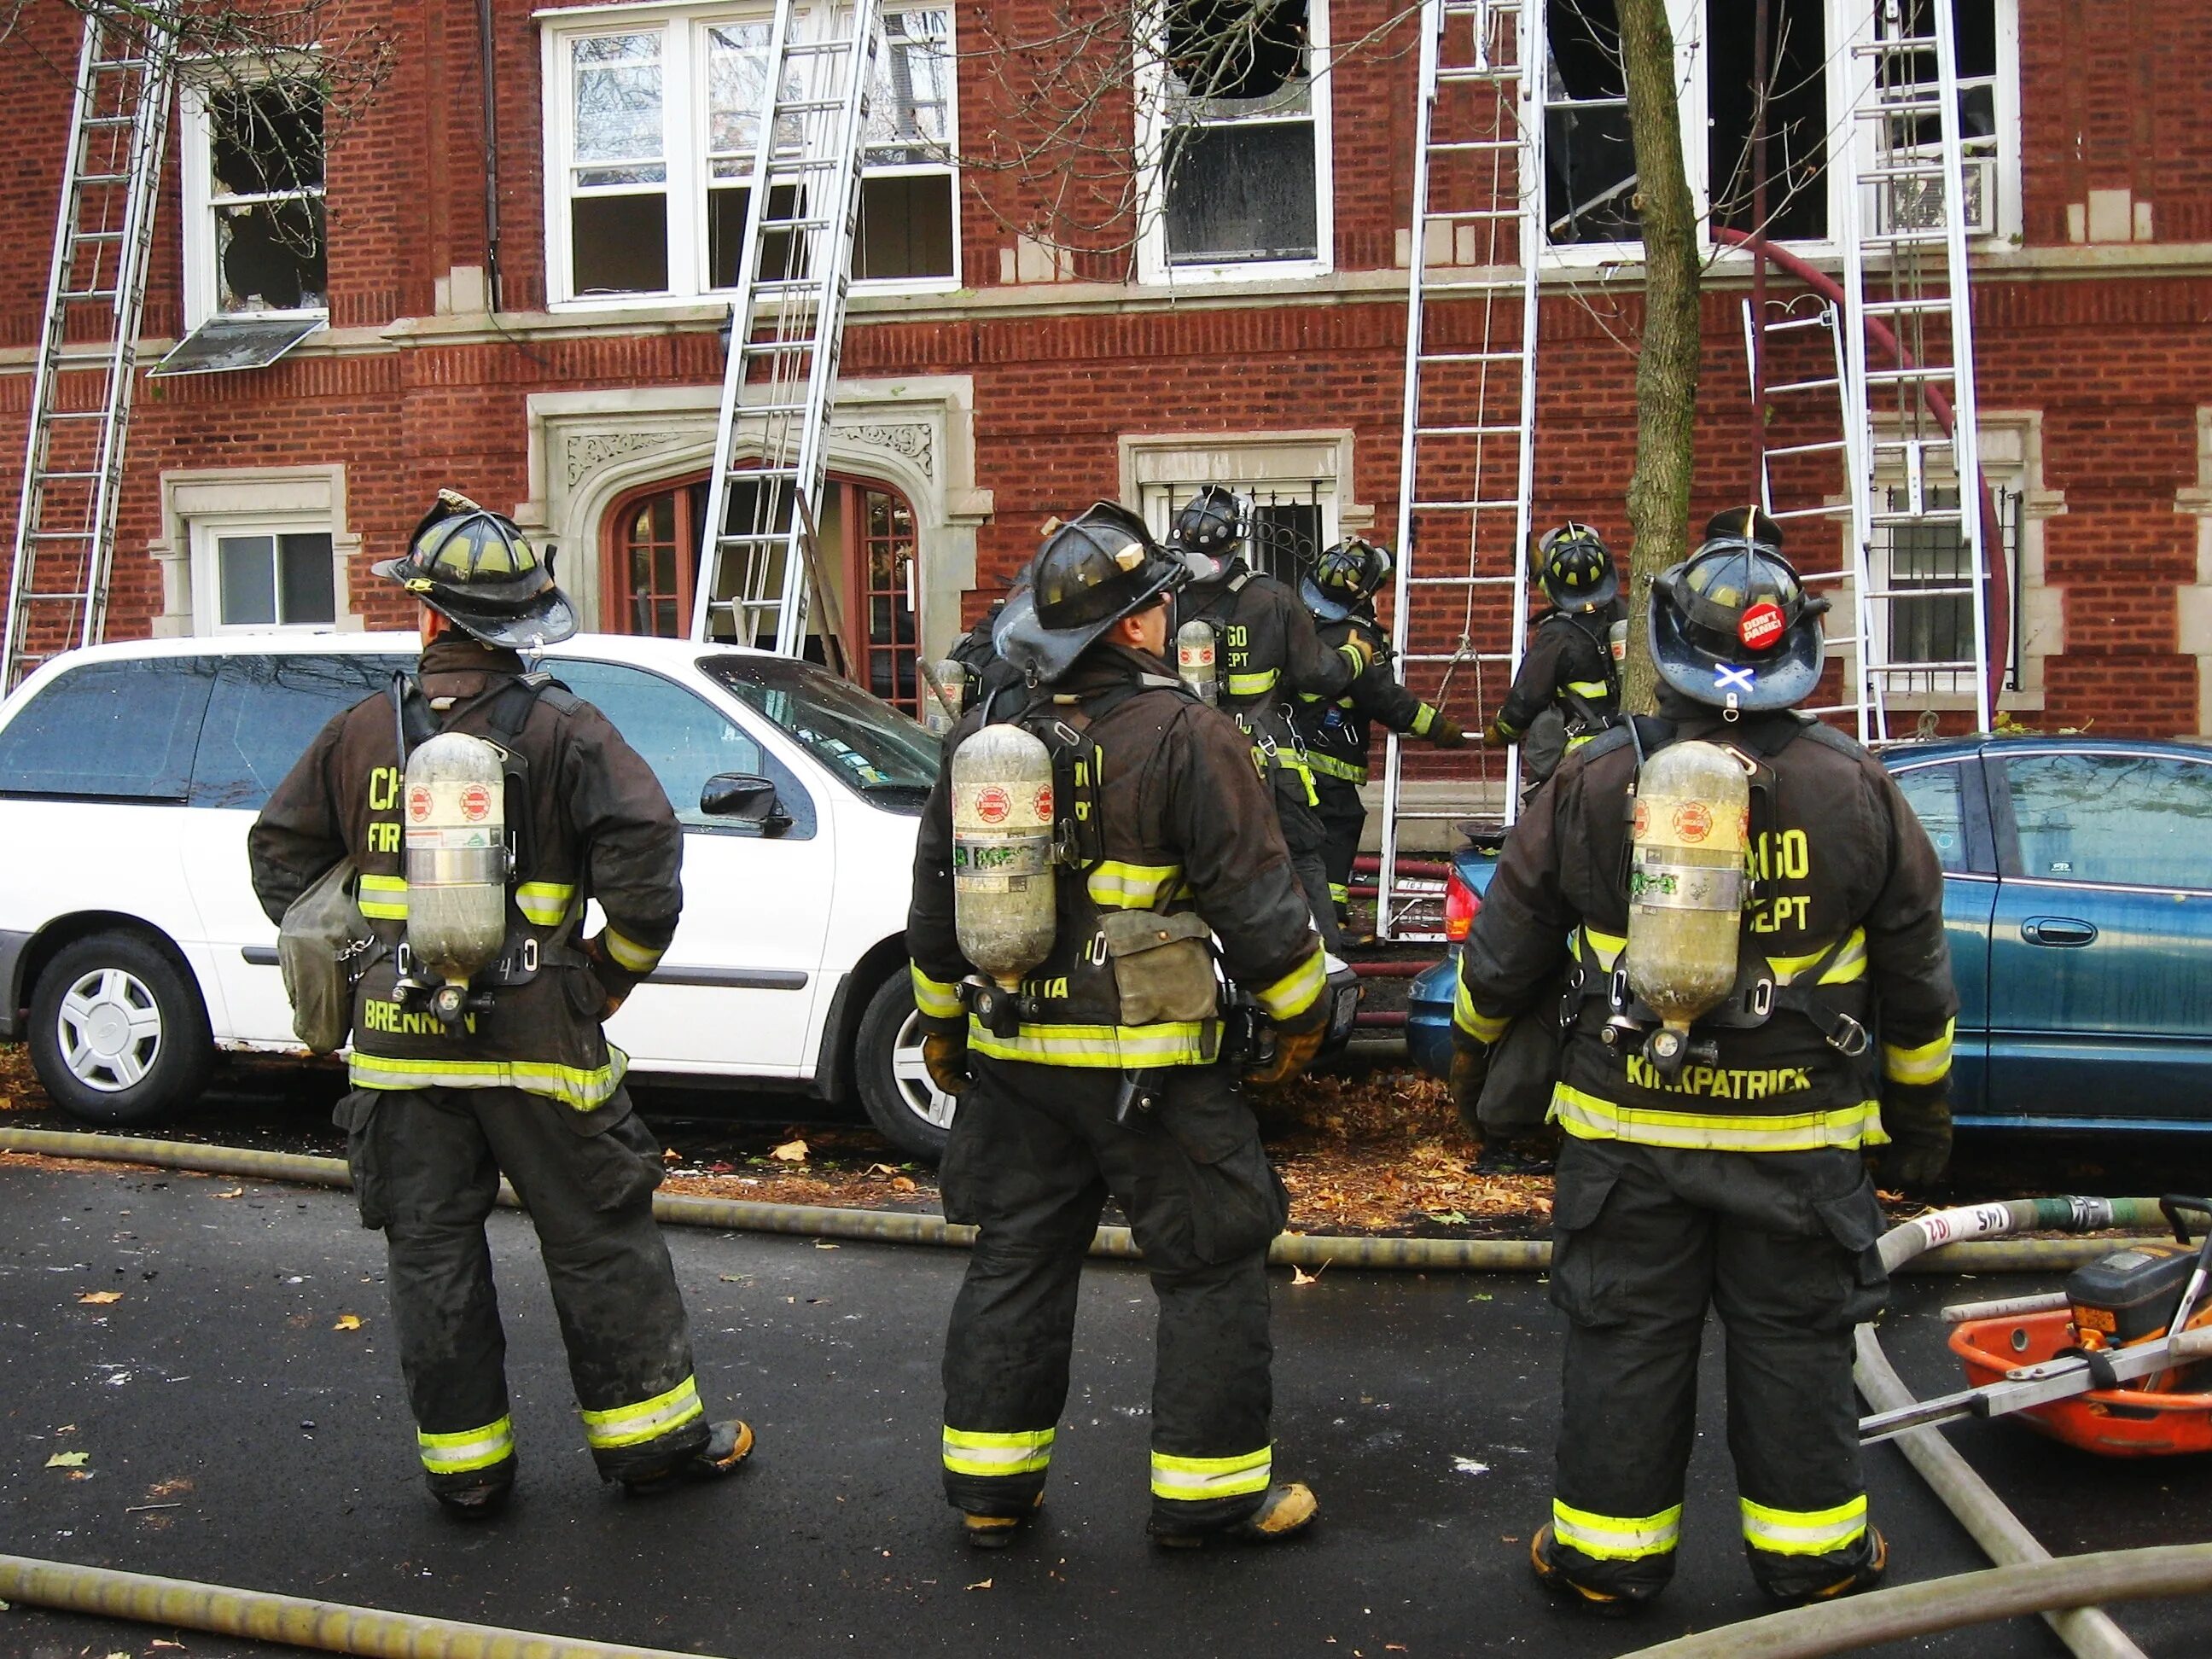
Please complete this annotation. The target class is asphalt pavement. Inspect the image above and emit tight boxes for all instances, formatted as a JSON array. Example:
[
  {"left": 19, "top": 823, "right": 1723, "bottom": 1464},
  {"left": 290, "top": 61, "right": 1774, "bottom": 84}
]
[{"left": 3, "top": 1156, "right": 2210, "bottom": 1659}]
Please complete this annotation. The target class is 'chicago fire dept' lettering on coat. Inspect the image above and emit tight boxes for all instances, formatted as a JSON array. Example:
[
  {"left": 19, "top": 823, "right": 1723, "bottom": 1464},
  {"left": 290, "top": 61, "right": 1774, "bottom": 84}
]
[{"left": 247, "top": 635, "right": 683, "bottom": 1109}]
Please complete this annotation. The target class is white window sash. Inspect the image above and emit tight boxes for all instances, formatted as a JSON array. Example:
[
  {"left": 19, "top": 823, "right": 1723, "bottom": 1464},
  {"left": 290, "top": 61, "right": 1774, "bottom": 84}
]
[{"left": 178, "top": 77, "right": 331, "bottom": 330}]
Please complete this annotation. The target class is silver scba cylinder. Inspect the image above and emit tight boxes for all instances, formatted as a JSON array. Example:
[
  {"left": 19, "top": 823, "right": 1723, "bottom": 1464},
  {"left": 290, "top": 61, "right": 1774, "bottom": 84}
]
[
  {"left": 403, "top": 731, "right": 510, "bottom": 1020},
  {"left": 1624, "top": 740, "right": 1749, "bottom": 1073},
  {"left": 950, "top": 724, "right": 1057, "bottom": 990},
  {"left": 1175, "top": 620, "right": 1219, "bottom": 705}
]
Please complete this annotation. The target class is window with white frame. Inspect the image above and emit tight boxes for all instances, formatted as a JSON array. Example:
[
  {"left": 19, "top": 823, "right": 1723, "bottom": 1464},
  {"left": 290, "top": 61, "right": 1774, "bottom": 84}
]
[
  {"left": 544, "top": 4, "right": 958, "bottom": 304},
  {"left": 1865, "top": 449, "right": 2025, "bottom": 703},
  {"left": 1140, "top": 0, "right": 1330, "bottom": 279},
  {"left": 191, "top": 521, "right": 339, "bottom": 633},
  {"left": 178, "top": 77, "right": 328, "bottom": 325},
  {"left": 1541, "top": 0, "right": 2017, "bottom": 253}
]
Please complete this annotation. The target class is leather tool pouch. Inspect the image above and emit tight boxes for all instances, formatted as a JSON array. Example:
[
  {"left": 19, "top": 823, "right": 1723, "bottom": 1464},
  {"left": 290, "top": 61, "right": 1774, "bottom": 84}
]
[
  {"left": 279, "top": 858, "right": 372, "bottom": 1055},
  {"left": 1098, "top": 910, "right": 1220, "bottom": 1026}
]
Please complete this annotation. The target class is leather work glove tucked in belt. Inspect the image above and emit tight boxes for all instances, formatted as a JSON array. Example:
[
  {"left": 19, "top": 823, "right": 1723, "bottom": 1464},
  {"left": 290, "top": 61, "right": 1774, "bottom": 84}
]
[{"left": 923, "top": 1030, "right": 972, "bottom": 1098}]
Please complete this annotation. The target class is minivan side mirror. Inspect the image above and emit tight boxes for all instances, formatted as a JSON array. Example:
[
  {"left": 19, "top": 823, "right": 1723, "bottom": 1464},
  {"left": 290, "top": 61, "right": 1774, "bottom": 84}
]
[{"left": 699, "top": 772, "right": 791, "bottom": 835}]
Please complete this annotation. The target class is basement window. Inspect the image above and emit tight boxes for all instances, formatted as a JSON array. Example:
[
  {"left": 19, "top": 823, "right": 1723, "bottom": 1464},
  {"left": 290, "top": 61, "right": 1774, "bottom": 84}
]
[
  {"left": 1144, "top": 0, "right": 1330, "bottom": 278},
  {"left": 191, "top": 521, "right": 339, "bottom": 632}
]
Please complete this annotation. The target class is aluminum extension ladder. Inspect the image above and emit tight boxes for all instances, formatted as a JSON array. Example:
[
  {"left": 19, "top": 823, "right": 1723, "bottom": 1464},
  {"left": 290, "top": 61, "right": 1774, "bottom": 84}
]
[
  {"left": 1377, "top": 0, "right": 1541, "bottom": 942},
  {"left": 691, "top": 0, "right": 880, "bottom": 667},
  {"left": 1738, "top": 294, "right": 1878, "bottom": 737},
  {"left": 1835, "top": 0, "right": 1993, "bottom": 738},
  {"left": 1, "top": 6, "right": 177, "bottom": 695}
]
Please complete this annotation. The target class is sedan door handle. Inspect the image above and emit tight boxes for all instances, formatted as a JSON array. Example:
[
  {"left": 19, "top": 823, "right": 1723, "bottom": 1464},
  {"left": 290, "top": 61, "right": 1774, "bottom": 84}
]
[{"left": 2021, "top": 916, "right": 2098, "bottom": 947}]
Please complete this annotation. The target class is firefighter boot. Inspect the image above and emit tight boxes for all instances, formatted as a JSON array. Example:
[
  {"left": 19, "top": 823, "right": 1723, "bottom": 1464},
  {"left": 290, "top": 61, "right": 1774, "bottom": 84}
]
[
  {"left": 1529, "top": 1524, "right": 1654, "bottom": 1618},
  {"left": 1151, "top": 1482, "right": 1318, "bottom": 1550},
  {"left": 432, "top": 1473, "right": 515, "bottom": 1522},
  {"left": 962, "top": 1490, "right": 1046, "bottom": 1550},
  {"left": 619, "top": 1419, "right": 755, "bottom": 1496},
  {"left": 1765, "top": 1527, "right": 1888, "bottom": 1605}
]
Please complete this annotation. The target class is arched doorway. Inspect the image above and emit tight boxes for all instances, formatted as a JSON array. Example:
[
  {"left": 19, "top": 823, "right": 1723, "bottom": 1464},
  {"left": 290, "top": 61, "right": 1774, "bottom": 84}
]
[{"left": 601, "top": 471, "right": 926, "bottom": 717}]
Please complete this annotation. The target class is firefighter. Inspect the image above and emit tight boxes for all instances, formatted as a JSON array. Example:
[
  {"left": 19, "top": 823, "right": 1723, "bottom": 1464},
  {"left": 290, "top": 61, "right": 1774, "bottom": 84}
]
[
  {"left": 1172, "top": 486, "right": 1371, "bottom": 952},
  {"left": 910, "top": 502, "right": 1330, "bottom": 1552},
  {"left": 247, "top": 492, "right": 750, "bottom": 1519},
  {"left": 1448, "top": 531, "right": 1956, "bottom": 1610},
  {"left": 1484, "top": 523, "right": 1628, "bottom": 793},
  {"left": 1289, "top": 537, "right": 1465, "bottom": 940}
]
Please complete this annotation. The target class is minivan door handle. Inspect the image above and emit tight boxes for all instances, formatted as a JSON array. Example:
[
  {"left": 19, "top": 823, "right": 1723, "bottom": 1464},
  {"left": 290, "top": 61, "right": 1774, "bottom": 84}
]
[{"left": 2021, "top": 916, "right": 2098, "bottom": 947}]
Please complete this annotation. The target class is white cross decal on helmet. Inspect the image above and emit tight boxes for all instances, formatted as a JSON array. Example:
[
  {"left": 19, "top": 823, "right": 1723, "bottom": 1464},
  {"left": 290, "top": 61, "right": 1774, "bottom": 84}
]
[{"left": 1714, "top": 664, "right": 1758, "bottom": 693}]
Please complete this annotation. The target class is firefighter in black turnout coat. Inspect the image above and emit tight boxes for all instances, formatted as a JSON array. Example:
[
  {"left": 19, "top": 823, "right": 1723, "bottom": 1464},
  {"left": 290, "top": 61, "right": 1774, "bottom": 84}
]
[
  {"left": 1450, "top": 532, "right": 1956, "bottom": 1610},
  {"left": 1170, "top": 486, "right": 1371, "bottom": 952},
  {"left": 1289, "top": 537, "right": 1465, "bottom": 936},
  {"left": 248, "top": 493, "right": 751, "bottom": 1518},
  {"left": 908, "top": 503, "right": 1330, "bottom": 1551},
  {"left": 1486, "top": 524, "right": 1628, "bottom": 791}
]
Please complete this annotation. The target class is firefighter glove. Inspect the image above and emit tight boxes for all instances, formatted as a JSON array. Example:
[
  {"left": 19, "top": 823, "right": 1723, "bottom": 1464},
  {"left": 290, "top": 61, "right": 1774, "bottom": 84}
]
[
  {"left": 1481, "top": 720, "right": 1513, "bottom": 748},
  {"left": 1338, "top": 635, "right": 1374, "bottom": 675},
  {"left": 1448, "top": 1045, "right": 1491, "bottom": 1126},
  {"left": 1877, "top": 1080, "right": 1953, "bottom": 1192},
  {"left": 923, "top": 1030, "right": 972, "bottom": 1098},
  {"left": 1429, "top": 717, "right": 1468, "bottom": 748},
  {"left": 1246, "top": 1000, "right": 1328, "bottom": 1089},
  {"left": 579, "top": 932, "right": 632, "bottom": 1020}
]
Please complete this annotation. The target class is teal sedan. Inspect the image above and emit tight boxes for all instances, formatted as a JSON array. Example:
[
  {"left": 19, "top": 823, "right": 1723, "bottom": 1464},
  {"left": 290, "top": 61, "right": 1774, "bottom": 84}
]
[{"left": 1405, "top": 736, "right": 2212, "bottom": 1131}]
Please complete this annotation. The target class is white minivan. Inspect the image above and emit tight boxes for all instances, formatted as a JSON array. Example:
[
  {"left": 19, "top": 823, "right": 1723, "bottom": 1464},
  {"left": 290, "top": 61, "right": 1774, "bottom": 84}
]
[{"left": 0, "top": 632, "right": 960, "bottom": 1159}]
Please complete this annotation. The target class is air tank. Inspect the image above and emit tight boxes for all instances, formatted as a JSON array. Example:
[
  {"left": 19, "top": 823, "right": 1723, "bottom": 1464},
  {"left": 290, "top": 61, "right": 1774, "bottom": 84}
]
[
  {"left": 1623, "top": 740, "right": 1749, "bottom": 1073},
  {"left": 922, "top": 658, "right": 965, "bottom": 734},
  {"left": 1175, "top": 620, "right": 1219, "bottom": 705},
  {"left": 402, "top": 731, "right": 510, "bottom": 1022},
  {"left": 950, "top": 724, "right": 1057, "bottom": 988}
]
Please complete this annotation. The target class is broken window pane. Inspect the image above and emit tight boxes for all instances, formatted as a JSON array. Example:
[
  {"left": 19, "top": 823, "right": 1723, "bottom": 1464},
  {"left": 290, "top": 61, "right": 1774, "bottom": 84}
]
[
  {"left": 1164, "top": 121, "right": 1317, "bottom": 264},
  {"left": 573, "top": 33, "right": 666, "bottom": 186},
  {"left": 1167, "top": 0, "right": 1309, "bottom": 107},
  {"left": 1708, "top": 0, "right": 1828, "bottom": 241},
  {"left": 856, "top": 175, "right": 955, "bottom": 278},
  {"left": 573, "top": 194, "right": 670, "bottom": 294},
  {"left": 217, "top": 196, "right": 325, "bottom": 313},
  {"left": 208, "top": 82, "right": 323, "bottom": 198},
  {"left": 868, "top": 9, "right": 953, "bottom": 163},
  {"left": 204, "top": 78, "right": 325, "bottom": 314},
  {"left": 1544, "top": 0, "right": 1638, "bottom": 242}
]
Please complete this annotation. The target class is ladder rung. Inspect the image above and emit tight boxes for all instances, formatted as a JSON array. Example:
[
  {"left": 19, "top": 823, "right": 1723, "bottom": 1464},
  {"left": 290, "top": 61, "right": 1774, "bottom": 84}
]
[
  {"left": 782, "top": 38, "right": 861, "bottom": 54},
  {"left": 1864, "top": 365, "right": 1955, "bottom": 384},
  {"left": 34, "top": 469, "right": 105, "bottom": 482},
  {"left": 1768, "top": 507, "right": 1848, "bottom": 522},
  {"left": 1860, "top": 295, "right": 1950, "bottom": 314},
  {"left": 1423, "top": 208, "right": 1522, "bottom": 222},
  {"left": 767, "top": 98, "right": 849, "bottom": 115},
  {"left": 1428, "top": 139, "right": 1522, "bottom": 155},
  {"left": 1767, "top": 376, "right": 1841, "bottom": 394},
  {"left": 1758, "top": 315, "right": 1833, "bottom": 335},
  {"left": 1412, "top": 498, "right": 1522, "bottom": 511},
  {"left": 1860, "top": 163, "right": 1948, "bottom": 183},
  {"left": 1406, "top": 573, "right": 1515, "bottom": 586},
  {"left": 73, "top": 229, "right": 124, "bottom": 242},
  {"left": 1762, "top": 440, "right": 1848, "bottom": 458},
  {"left": 1415, "top": 423, "right": 1526, "bottom": 438},
  {"left": 73, "top": 172, "right": 131, "bottom": 186},
  {"left": 1419, "top": 350, "right": 1526, "bottom": 364},
  {"left": 1434, "top": 68, "right": 1519, "bottom": 85},
  {"left": 1401, "top": 651, "right": 1512, "bottom": 664}
]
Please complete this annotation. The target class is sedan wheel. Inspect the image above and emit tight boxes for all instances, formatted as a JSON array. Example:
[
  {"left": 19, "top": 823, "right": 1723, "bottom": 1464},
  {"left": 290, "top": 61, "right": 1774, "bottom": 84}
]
[
  {"left": 28, "top": 931, "right": 214, "bottom": 1127},
  {"left": 58, "top": 966, "right": 165, "bottom": 1091},
  {"left": 854, "top": 970, "right": 958, "bottom": 1162}
]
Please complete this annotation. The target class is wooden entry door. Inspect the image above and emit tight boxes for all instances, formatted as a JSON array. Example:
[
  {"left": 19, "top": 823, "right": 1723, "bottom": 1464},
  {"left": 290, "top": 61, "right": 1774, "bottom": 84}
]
[
  {"left": 605, "top": 479, "right": 707, "bottom": 638},
  {"left": 848, "top": 484, "right": 922, "bottom": 716}
]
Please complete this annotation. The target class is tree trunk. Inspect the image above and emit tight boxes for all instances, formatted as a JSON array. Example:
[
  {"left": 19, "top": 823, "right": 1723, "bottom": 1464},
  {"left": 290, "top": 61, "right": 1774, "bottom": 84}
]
[{"left": 1615, "top": 0, "right": 1702, "bottom": 715}]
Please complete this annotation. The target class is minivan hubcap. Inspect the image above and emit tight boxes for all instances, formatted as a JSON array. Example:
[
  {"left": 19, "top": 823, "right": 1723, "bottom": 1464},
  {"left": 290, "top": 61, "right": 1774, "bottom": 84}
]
[
  {"left": 59, "top": 968, "right": 162, "bottom": 1092},
  {"left": 892, "top": 1010, "right": 958, "bottom": 1130}
]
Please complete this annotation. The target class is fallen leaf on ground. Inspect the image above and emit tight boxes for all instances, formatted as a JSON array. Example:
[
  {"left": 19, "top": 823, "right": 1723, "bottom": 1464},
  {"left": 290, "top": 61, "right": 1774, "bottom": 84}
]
[
  {"left": 661, "top": 1147, "right": 681, "bottom": 1162},
  {"left": 891, "top": 1175, "right": 917, "bottom": 1192},
  {"left": 212, "top": 1187, "right": 245, "bottom": 1200},
  {"left": 1289, "top": 1263, "right": 1326, "bottom": 1285},
  {"left": 965, "top": 1578, "right": 992, "bottom": 1591},
  {"left": 77, "top": 1290, "right": 122, "bottom": 1305},
  {"left": 813, "top": 1239, "right": 839, "bottom": 1250},
  {"left": 44, "top": 1452, "right": 88, "bottom": 1468},
  {"left": 772, "top": 1139, "right": 809, "bottom": 1162},
  {"left": 332, "top": 1313, "right": 364, "bottom": 1331},
  {"left": 1452, "top": 1457, "right": 1490, "bottom": 1476}
]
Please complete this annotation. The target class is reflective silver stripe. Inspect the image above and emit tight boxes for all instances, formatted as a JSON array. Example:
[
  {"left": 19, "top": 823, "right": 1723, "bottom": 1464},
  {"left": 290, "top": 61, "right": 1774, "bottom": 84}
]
[
  {"left": 602, "top": 927, "right": 663, "bottom": 974},
  {"left": 579, "top": 1376, "right": 703, "bottom": 1449},
  {"left": 1740, "top": 1494, "right": 1867, "bottom": 1557},
  {"left": 417, "top": 1416, "right": 515, "bottom": 1475},
  {"left": 348, "top": 1048, "right": 629, "bottom": 1112},
  {"left": 1150, "top": 1445, "right": 1271, "bottom": 1500},
  {"left": 911, "top": 964, "right": 964, "bottom": 1021},
  {"left": 515, "top": 882, "right": 576, "bottom": 927},
  {"left": 942, "top": 1426, "right": 1054, "bottom": 1476},
  {"left": 1551, "top": 1499, "right": 1681, "bottom": 1560}
]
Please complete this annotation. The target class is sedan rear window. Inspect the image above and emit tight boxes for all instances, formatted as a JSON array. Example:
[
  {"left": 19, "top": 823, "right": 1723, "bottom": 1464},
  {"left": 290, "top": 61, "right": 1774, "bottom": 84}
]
[
  {"left": 0, "top": 657, "right": 217, "bottom": 800},
  {"left": 2003, "top": 753, "right": 2212, "bottom": 890},
  {"left": 192, "top": 655, "right": 410, "bottom": 810},
  {"left": 703, "top": 655, "right": 940, "bottom": 809}
]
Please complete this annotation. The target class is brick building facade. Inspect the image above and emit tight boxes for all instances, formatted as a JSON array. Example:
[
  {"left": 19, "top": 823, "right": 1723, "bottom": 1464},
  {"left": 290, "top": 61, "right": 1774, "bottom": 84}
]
[{"left": 2, "top": 0, "right": 2208, "bottom": 737}]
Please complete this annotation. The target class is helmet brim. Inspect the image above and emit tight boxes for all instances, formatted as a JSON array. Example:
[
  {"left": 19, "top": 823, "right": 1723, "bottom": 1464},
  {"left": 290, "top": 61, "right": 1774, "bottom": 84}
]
[
  {"left": 1299, "top": 574, "right": 1355, "bottom": 623},
  {"left": 422, "top": 583, "right": 579, "bottom": 649},
  {"left": 1649, "top": 602, "right": 1823, "bottom": 712},
  {"left": 1542, "top": 564, "right": 1620, "bottom": 614},
  {"left": 993, "top": 562, "right": 1182, "bottom": 684}
]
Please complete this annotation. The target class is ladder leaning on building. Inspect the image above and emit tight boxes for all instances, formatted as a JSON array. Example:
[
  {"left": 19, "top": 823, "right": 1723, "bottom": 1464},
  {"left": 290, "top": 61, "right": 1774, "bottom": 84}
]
[
  {"left": 1, "top": 6, "right": 178, "bottom": 696},
  {"left": 691, "top": 0, "right": 882, "bottom": 670}
]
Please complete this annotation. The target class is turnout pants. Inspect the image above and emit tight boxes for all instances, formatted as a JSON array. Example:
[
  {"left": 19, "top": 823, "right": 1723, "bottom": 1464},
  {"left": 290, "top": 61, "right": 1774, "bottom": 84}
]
[
  {"left": 1313, "top": 774, "right": 1366, "bottom": 929},
  {"left": 1544, "top": 1137, "right": 1888, "bottom": 1601},
  {"left": 1272, "top": 764, "right": 1343, "bottom": 956},
  {"left": 333, "top": 1084, "right": 713, "bottom": 1493},
  {"left": 938, "top": 1057, "right": 1289, "bottom": 1533}
]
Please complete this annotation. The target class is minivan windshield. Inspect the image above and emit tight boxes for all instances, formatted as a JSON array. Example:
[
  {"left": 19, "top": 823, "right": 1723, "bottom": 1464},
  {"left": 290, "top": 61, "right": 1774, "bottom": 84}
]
[{"left": 703, "top": 655, "right": 940, "bottom": 806}]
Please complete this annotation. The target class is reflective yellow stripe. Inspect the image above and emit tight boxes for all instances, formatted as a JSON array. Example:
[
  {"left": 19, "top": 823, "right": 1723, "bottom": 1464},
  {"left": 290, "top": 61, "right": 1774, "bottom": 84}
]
[
  {"left": 515, "top": 882, "right": 576, "bottom": 927},
  {"left": 417, "top": 1415, "right": 515, "bottom": 1475},
  {"left": 1226, "top": 668, "right": 1279, "bottom": 697},
  {"left": 1328, "top": 882, "right": 1350, "bottom": 905},
  {"left": 348, "top": 1048, "right": 628, "bottom": 1112},
  {"left": 602, "top": 926, "right": 663, "bottom": 975},
  {"left": 1581, "top": 927, "right": 1625, "bottom": 973},
  {"left": 1150, "top": 1445, "right": 1271, "bottom": 1501},
  {"left": 1085, "top": 860, "right": 1187, "bottom": 910},
  {"left": 1308, "top": 751, "right": 1367, "bottom": 783},
  {"left": 1411, "top": 704, "right": 1436, "bottom": 737},
  {"left": 1334, "top": 641, "right": 1367, "bottom": 675},
  {"left": 1551, "top": 1499, "right": 1681, "bottom": 1561},
  {"left": 942, "top": 1425, "right": 1054, "bottom": 1477},
  {"left": 579, "top": 1376, "right": 703, "bottom": 1449},
  {"left": 1453, "top": 975, "right": 1511, "bottom": 1045},
  {"left": 911, "top": 963, "right": 964, "bottom": 1021},
  {"left": 1768, "top": 928, "right": 1868, "bottom": 985},
  {"left": 969, "top": 1020, "right": 1214, "bottom": 1068},
  {"left": 1883, "top": 1018, "right": 1954, "bottom": 1086},
  {"left": 1552, "top": 1085, "right": 1886, "bottom": 1152},
  {"left": 1253, "top": 946, "right": 1326, "bottom": 1022},
  {"left": 358, "top": 873, "right": 408, "bottom": 920},
  {"left": 1565, "top": 679, "right": 1612, "bottom": 700},
  {"left": 1741, "top": 1494, "right": 1867, "bottom": 1557}
]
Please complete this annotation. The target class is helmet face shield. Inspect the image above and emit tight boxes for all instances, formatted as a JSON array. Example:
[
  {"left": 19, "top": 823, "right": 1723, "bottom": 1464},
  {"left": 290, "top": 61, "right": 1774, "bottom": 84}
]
[{"left": 1649, "top": 539, "right": 1829, "bottom": 713}]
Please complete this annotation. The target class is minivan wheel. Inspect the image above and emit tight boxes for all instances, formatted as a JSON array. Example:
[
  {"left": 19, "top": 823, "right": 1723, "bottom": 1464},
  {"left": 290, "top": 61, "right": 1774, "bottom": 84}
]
[
  {"left": 853, "top": 970, "right": 958, "bottom": 1164},
  {"left": 28, "top": 932, "right": 215, "bottom": 1127}
]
